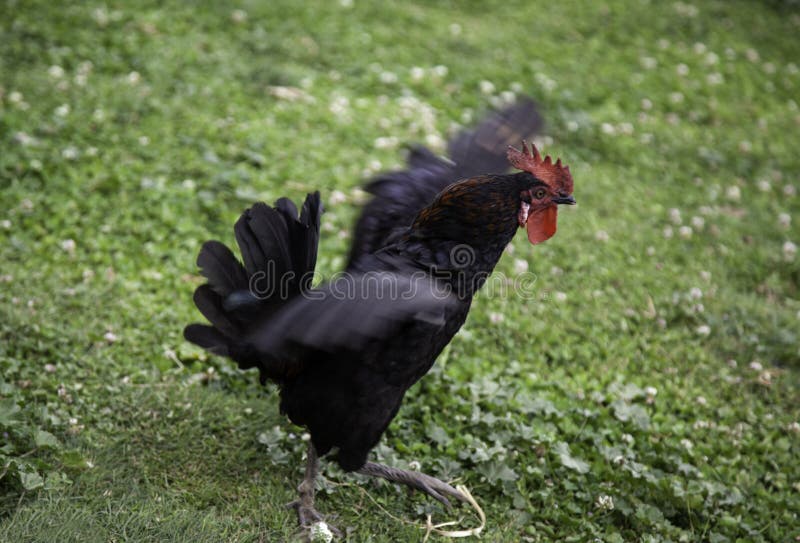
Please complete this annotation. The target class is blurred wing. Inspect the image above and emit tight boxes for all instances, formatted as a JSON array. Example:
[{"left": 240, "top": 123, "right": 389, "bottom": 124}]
[
  {"left": 247, "top": 273, "right": 455, "bottom": 356},
  {"left": 346, "top": 98, "right": 542, "bottom": 268}
]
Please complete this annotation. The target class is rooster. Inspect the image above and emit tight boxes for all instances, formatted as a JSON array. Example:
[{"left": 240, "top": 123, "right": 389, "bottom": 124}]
[{"left": 183, "top": 100, "right": 575, "bottom": 533}]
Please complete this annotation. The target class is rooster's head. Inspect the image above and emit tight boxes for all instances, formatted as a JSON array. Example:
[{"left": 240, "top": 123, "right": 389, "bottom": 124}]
[{"left": 507, "top": 141, "right": 575, "bottom": 244}]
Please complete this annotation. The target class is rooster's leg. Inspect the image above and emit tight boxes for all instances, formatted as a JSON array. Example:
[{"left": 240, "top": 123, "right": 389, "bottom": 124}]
[
  {"left": 286, "top": 443, "right": 339, "bottom": 535},
  {"left": 357, "top": 461, "right": 468, "bottom": 508}
]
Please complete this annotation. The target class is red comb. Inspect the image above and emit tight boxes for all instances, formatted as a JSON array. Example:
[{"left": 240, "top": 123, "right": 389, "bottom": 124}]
[{"left": 507, "top": 141, "right": 574, "bottom": 195}]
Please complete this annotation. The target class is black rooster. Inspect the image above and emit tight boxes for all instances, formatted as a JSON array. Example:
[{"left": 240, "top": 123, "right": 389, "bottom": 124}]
[{"left": 184, "top": 99, "right": 575, "bottom": 532}]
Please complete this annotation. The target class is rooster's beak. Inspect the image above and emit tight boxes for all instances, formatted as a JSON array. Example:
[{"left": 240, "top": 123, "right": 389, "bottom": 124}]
[{"left": 552, "top": 195, "right": 576, "bottom": 205}]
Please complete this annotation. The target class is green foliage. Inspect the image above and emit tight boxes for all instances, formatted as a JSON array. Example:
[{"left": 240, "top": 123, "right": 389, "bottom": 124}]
[{"left": 1, "top": 0, "right": 799, "bottom": 541}]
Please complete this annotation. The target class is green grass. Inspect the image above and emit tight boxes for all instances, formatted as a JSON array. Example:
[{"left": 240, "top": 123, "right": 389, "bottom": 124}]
[{"left": 1, "top": 0, "right": 799, "bottom": 541}]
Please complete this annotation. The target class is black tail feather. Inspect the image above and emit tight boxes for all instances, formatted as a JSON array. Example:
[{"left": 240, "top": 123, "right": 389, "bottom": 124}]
[
  {"left": 183, "top": 324, "right": 231, "bottom": 357},
  {"left": 196, "top": 240, "right": 249, "bottom": 297},
  {"left": 184, "top": 192, "right": 323, "bottom": 382},
  {"left": 192, "top": 285, "right": 241, "bottom": 338},
  {"left": 234, "top": 203, "right": 292, "bottom": 280}
]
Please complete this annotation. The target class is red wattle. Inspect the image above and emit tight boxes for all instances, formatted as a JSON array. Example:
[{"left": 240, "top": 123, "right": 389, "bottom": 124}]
[{"left": 526, "top": 205, "right": 558, "bottom": 244}]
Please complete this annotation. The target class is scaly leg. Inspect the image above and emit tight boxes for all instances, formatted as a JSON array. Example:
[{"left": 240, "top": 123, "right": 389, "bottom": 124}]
[
  {"left": 286, "top": 443, "right": 339, "bottom": 535},
  {"left": 357, "top": 461, "right": 468, "bottom": 508}
]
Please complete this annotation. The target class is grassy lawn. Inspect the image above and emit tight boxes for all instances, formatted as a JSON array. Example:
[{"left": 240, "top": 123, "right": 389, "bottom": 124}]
[{"left": 1, "top": 0, "right": 799, "bottom": 541}]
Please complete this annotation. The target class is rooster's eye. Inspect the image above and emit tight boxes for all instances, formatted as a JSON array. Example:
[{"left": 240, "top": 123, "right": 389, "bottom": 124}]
[{"left": 533, "top": 188, "right": 547, "bottom": 200}]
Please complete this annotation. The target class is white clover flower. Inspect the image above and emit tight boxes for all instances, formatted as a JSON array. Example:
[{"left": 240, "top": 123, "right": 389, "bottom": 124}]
[
  {"left": 550, "top": 266, "right": 563, "bottom": 276},
  {"left": 680, "top": 438, "right": 693, "bottom": 450},
  {"left": 329, "top": 190, "right": 347, "bottom": 205},
  {"left": 745, "top": 48, "right": 760, "bottom": 62},
  {"left": 595, "top": 230, "right": 609, "bottom": 242},
  {"left": 676, "top": 63, "right": 690, "bottom": 76},
  {"left": 230, "top": 9, "right": 248, "bottom": 22},
  {"left": 553, "top": 291, "right": 567, "bottom": 302},
  {"left": 77, "top": 60, "right": 93, "bottom": 75},
  {"left": 373, "top": 136, "right": 397, "bottom": 149},
  {"left": 309, "top": 522, "right": 334, "bottom": 543},
  {"left": 62, "top": 146, "right": 79, "bottom": 160},
  {"left": 707, "top": 73, "right": 724, "bottom": 85},
  {"left": 784, "top": 184, "right": 797, "bottom": 197},
  {"left": 645, "top": 386, "right": 658, "bottom": 397},
  {"left": 379, "top": 71, "right": 397, "bottom": 84},
  {"left": 329, "top": 95, "right": 349, "bottom": 117},
  {"left": 9, "top": 91, "right": 23, "bottom": 103},
  {"left": 674, "top": 2, "right": 699, "bottom": 17},
  {"left": 409, "top": 66, "right": 425, "bottom": 81},
  {"left": 783, "top": 241, "right": 797, "bottom": 261},
  {"left": 431, "top": 65, "right": 448, "bottom": 77},
  {"left": 679, "top": 226, "right": 693, "bottom": 239},
  {"left": 60, "top": 239, "right": 76, "bottom": 254},
  {"left": 691, "top": 216, "right": 705, "bottom": 229},
  {"left": 513, "top": 258, "right": 528, "bottom": 274},
  {"left": 663, "top": 226, "right": 674, "bottom": 239},
  {"left": 646, "top": 246, "right": 655, "bottom": 256},
  {"left": 787, "top": 422, "right": 800, "bottom": 434},
  {"left": 696, "top": 324, "right": 711, "bottom": 336},
  {"left": 595, "top": 494, "right": 614, "bottom": 511},
  {"left": 705, "top": 52, "right": 719, "bottom": 65},
  {"left": 425, "top": 133, "right": 444, "bottom": 149},
  {"left": 693, "top": 42, "right": 707, "bottom": 54},
  {"left": 0, "top": 220, "right": 10, "bottom": 229},
  {"left": 757, "top": 179, "right": 771, "bottom": 192},
  {"left": 689, "top": 287, "right": 703, "bottom": 299},
  {"left": 55, "top": 104, "right": 70, "bottom": 117},
  {"left": 725, "top": 185, "right": 741, "bottom": 202},
  {"left": 479, "top": 80, "right": 495, "bottom": 95},
  {"left": 619, "top": 122, "right": 634, "bottom": 135},
  {"left": 669, "top": 92, "right": 684, "bottom": 104},
  {"left": 600, "top": 123, "right": 616, "bottom": 135},
  {"left": 104, "top": 331, "right": 119, "bottom": 343},
  {"left": 640, "top": 56, "right": 657, "bottom": 69},
  {"left": 738, "top": 140, "right": 752, "bottom": 153},
  {"left": 749, "top": 360, "right": 763, "bottom": 371},
  {"left": 566, "top": 120, "right": 579, "bottom": 132},
  {"left": 48, "top": 65, "right": 65, "bottom": 78},
  {"left": 641, "top": 98, "right": 653, "bottom": 111},
  {"left": 13, "top": 132, "right": 36, "bottom": 146},
  {"left": 669, "top": 208, "right": 682, "bottom": 224},
  {"left": 696, "top": 396, "right": 707, "bottom": 406},
  {"left": 778, "top": 213, "right": 791, "bottom": 229},
  {"left": 449, "top": 23, "right": 461, "bottom": 36},
  {"left": 763, "top": 62, "right": 776, "bottom": 74},
  {"left": 621, "top": 433, "right": 634, "bottom": 445},
  {"left": 92, "top": 7, "right": 109, "bottom": 25},
  {"left": 500, "top": 90, "right": 516, "bottom": 104}
]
